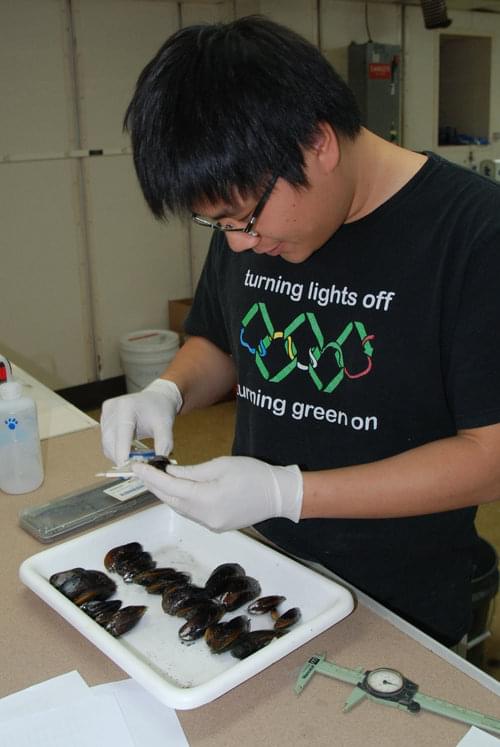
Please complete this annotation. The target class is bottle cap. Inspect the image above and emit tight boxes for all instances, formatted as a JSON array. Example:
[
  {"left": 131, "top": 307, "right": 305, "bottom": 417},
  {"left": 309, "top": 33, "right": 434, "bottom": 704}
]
[{"left": 0, "top": 381, "right": 23, "bottom": 400}]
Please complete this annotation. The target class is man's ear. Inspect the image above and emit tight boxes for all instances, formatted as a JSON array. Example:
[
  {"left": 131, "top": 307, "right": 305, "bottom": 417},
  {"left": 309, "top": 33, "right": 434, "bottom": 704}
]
[{"left": 309, "top": 121, "right": 341, "bottom": 174}]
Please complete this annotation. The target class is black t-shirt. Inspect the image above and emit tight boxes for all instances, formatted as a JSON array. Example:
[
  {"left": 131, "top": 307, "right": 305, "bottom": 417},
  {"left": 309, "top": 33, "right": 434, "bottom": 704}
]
[{"left": 185, "top": 153, "right": 500, "bottom": 644}]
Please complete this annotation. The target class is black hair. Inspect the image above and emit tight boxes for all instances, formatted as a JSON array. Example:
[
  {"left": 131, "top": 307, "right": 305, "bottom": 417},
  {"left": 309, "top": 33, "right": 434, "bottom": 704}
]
[{"left": 124, "top": 16, "right": 361, "bottom": 219}]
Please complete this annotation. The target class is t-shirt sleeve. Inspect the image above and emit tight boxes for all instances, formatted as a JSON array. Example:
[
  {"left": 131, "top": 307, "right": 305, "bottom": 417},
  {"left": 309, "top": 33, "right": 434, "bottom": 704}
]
[
  {"left": 184, "top": 233, "right": 232, "bottom": 354},
  {"left": 447, "top": 233, "right": 500, "bottom": 429}
]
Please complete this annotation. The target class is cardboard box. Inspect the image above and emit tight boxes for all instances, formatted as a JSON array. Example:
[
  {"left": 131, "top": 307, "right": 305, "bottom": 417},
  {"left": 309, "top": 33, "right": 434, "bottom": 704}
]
[{"left": 168, "top": 298, "right": 193, "bottom": 343}]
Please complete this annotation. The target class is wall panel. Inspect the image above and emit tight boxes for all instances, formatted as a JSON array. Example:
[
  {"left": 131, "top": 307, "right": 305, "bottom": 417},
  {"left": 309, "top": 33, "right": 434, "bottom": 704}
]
[
  {"left": 73, "top": 1, "right": 190, "bottom": 379},
  {"left": 83, "top": 156, "right": 191, "bottom": 379},
  {"left": 73, "top": 0, "right": 179, "bottom": 149},
  {"left": 0, "top": 0, "right": 75, "bottom": 154},
  {"left": 249, "top": 0, "right": 318, "bottom": 43},
  {"left": 402, "top": 6, "right": 440, "bottom": 152},
  {"left": 0, "top": 0, "right": 92, "bottom": 388},
  {"left": 0, "top": 159, "right": 92, "bottom": 387},
  {"left": 181, "top": 1, "right": 234, "bottom": 25}
]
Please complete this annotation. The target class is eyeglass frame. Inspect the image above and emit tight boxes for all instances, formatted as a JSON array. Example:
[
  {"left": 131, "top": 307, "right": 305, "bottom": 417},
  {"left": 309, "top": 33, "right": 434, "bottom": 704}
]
[{"left": 191, "top": 170, "right": 280, "bottom": 238}]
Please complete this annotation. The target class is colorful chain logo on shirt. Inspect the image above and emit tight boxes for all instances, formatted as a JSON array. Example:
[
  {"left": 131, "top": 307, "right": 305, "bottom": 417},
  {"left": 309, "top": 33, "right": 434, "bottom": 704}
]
[{"left": 240, "top": 302, "right": 375, "bottom": 393}]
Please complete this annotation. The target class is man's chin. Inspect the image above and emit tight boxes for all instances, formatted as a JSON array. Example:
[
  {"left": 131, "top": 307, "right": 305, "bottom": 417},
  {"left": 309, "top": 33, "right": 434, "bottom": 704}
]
[{"left": 279, "top": 247, "right": 314, "bottom": 264}]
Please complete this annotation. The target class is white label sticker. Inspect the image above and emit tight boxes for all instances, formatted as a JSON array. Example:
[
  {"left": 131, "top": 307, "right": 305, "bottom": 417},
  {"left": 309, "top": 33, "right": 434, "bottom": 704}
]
[{"left": 103, "top": 478, "right": 147, "bottom": 501}]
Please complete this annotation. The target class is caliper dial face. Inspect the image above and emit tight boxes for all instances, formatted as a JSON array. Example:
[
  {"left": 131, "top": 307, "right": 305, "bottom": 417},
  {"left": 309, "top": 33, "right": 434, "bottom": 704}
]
[{"left": 365, "top": 668, "right": 405, "bottom": 695}]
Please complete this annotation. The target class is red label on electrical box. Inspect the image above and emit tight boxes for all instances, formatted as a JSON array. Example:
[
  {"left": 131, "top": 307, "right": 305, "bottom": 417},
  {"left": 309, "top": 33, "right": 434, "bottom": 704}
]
[{"left": 368, "top": 63, "right": 391, "bottom": 79}]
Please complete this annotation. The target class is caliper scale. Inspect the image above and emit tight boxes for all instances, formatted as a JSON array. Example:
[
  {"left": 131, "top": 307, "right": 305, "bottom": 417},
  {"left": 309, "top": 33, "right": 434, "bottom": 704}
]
[{"left": 295, "top": 654, "right": 500, "bottom": 735}]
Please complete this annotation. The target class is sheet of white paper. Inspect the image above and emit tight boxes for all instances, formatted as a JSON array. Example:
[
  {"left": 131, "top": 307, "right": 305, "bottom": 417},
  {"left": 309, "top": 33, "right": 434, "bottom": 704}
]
[
  {"left": 0, "top": 671, "right": 89, "bottom": 722},
  {"left": 92, "top": 679, "right": 190, "bottom": 747},
  {"left": 457, "top": 727, "right": 500, "bottom": 746},
  {"left": 0, "top": 693, "right": 135, "bottom": 747}
]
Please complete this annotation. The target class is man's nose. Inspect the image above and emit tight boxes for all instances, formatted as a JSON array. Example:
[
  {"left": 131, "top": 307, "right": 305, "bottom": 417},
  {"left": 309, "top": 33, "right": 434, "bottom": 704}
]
[{"left": 225, "top": 231, "right": 260, "bottom": 253}]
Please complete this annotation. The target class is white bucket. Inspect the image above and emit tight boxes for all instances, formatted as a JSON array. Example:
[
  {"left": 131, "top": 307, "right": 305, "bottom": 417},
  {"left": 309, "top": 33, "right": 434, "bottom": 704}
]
[{"left": 119, "top": 329, "right": 180, "bottom": 393}]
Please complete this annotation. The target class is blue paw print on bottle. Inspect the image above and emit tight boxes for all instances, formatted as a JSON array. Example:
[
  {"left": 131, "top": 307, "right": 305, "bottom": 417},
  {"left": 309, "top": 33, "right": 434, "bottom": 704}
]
[{"left": 5, "top": 417, "right": 18, "bottom": 430}]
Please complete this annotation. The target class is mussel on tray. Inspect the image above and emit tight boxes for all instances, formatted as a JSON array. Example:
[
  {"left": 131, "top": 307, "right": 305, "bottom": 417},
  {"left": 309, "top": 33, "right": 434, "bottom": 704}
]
[
  {"left": 49, "top": 541, "right": 156, "bottom": 638},
  {"left": 104, "top": 541, "right": 156, "bottom": 582},
  {"left": 230, "top": 629, "right": 278, "bottom": 660},
  {"left": 204, "top": 615, "right": 250, "bottom": 654},
  {"left": 162, "top": 585, "right": 209, "bottom": 616},
  {"left": 49, "top": 546, "right": 302, "bottom": 656},
  {"left": 272, "top": 606, "right": 302, "bottom": 631},
  {"left": 104, "top": 542, "right": 142, "bottom": 572},
  {"left": 49, "top": 564, "right": 146, "bottom": 638},
  {"left": 134, "top": 568, "right": 190, "bottom": 595},
  {"left": 105, "top": 605, "right": 147, "bottom": 637},
  {"left": 79, "top": 599, "right": 122, "bottom": 624},
  {"left": 247, "top": 595, "right": 286, "bottom": 615},
  {"left": 218, "top": 575, "right": 261, "bottom": 612},
  {"left": 204, "top": 562, "right": 245, "bottom": 597},
  {"left": 49, "top": 568, "right": 116, "bottom": 606},
  {"left": 158, "top": 561, "right": 302, "bottom": 656},
  {"left": 178, "top": 600, "right": 225, "bottom": 642}
]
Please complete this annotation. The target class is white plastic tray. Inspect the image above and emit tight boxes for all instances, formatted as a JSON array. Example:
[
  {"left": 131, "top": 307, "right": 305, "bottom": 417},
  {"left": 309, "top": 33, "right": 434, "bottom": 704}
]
[{"left": 19, "top": 504, "right": 354, "bottom": 709}]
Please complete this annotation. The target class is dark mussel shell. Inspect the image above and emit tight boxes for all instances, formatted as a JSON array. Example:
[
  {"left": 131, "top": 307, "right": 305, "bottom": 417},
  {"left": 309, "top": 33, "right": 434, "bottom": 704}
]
[
  {"left": 49, "top": 568, "right": 85, "bottom": 590},
  {"left": 178, "top": 601, "right": 224, "bottom": 642},
  {"left": 204, "top": 615, "right": 250, "bottom": 654},
  {"left": 147, "top": 455, "right": 171, "bottom": 471},
  {"left": 162, "top": 585, "right": 209, "bottom": 616},
  {"left": 230, "top": 630, "right": 277, "bottom": 660},
  {"left": 51, "top": 569, "right": 117, "bottom": 606},
  {"left": 72, "top": 571, "right": 117, "bottom": 606},
  {"left": 219, "top": 576, "right": 261, "bottom": 612},
  {"left": 80, "top": 599, "right": 122, "bottom": 623},
  {"left": 204, "top": 563, "right": 245, "bottom": 598},
  {"left": 104, "top": 542, "right": 143, "bottom": 572},
  {"left": 146, "top": 572, "right": 191, "bottom": 595},
  {"left": 105, "top": 605, "right": 147, "bottom": 637},
  {"left": 114, "top": 551, "right": 156, "bottom": 582},
  {"left": 217, "top": 575, "right": 258, "bottom": 595},
  {"left": 247, "top": 595, "right": 286, "bottom": 615},
  {"left": 131, "top": 567, "right": 185, "bottom": 586},
  {"left": 175, "top": 593, "right": 215, "bottom": 620},
  {"left": 272, "top": 607, "right": 302, "bottom": 631}
]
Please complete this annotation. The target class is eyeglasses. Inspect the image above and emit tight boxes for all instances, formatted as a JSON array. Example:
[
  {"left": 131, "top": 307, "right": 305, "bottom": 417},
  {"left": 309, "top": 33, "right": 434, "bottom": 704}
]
[{"left": 191, "top": 170, "right": 280, "bottom": 237}]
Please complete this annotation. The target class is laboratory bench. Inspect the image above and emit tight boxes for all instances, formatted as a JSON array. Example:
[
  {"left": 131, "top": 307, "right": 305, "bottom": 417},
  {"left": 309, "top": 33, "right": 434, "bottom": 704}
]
[{"left": 1, "top": 379, "right": 500, "bottom": 745}]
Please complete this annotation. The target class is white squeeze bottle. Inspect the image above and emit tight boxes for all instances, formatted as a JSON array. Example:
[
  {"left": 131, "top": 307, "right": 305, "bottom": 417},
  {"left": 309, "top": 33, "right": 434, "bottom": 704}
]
[{"left": 0, "top": 381, "right": 44, "bottom": 493}]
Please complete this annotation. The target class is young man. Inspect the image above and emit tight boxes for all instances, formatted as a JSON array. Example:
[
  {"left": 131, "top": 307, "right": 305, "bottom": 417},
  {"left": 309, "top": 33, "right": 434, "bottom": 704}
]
[{"left": 101, "top": 17, "right": 500, "bottom": 647}]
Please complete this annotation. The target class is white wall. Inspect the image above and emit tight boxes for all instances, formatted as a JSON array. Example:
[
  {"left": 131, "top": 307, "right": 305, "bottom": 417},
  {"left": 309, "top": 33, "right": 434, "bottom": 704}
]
[
  {"left": 404, "top": 4, "right": 500, "bottom": 168},
  {"left": 1, "top": 0, "right": 192, "bottom": 386},
  {"left": 1, "top": 0, "right": 500, "bottom": 389},
  {"left": 0, "top": 0, "right": 91, "bottom": 385},
  {"left": 72, "top": 0, "right": 192, "bottom": 381}
]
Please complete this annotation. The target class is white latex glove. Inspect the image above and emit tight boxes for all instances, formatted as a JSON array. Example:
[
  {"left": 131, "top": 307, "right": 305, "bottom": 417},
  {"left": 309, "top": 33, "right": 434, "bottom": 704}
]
[
  {"left": 132, "top": 456, "right": 303, "bottom": 532},
  {"left": 101, "top": 378, "right": 183, "bottom": 466}
]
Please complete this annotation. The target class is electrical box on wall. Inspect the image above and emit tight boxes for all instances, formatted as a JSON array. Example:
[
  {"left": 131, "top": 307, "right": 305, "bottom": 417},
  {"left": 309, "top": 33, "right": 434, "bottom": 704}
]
[{"left": 348, "top": 42, "right": 401, "bottom": 144}]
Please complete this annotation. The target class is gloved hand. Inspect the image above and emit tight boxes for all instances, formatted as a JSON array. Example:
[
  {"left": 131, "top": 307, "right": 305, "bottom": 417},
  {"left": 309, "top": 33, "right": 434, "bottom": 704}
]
[
  {"left": 101, "top": 378, "right": 183, "bottom": 466},
  {"left": 132, "top": 455, "right": 303, "bottom": 532}
]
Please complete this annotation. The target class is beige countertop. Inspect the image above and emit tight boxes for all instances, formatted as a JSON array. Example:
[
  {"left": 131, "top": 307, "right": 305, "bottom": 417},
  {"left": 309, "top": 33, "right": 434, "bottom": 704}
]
[{"left": 2, "top": 417, "right": 500, "bottom": 746}]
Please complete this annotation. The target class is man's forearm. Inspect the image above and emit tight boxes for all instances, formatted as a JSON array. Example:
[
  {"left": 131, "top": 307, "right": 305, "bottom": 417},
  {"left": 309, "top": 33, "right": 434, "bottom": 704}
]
[
  {"left": 302, "top": 424, "right": 500, "bottom": 519},
  {"left": 159, "top": 335, "right": 236, "bottom": 413}
]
